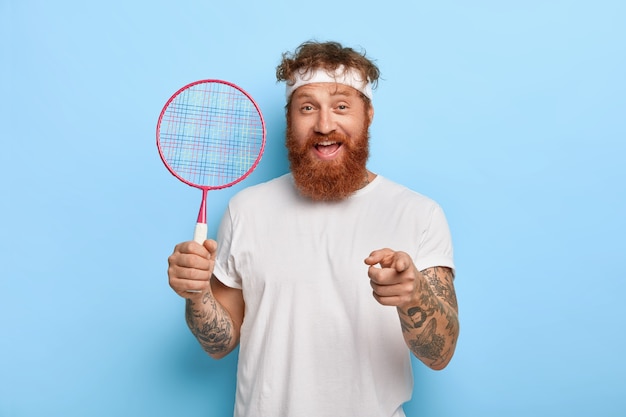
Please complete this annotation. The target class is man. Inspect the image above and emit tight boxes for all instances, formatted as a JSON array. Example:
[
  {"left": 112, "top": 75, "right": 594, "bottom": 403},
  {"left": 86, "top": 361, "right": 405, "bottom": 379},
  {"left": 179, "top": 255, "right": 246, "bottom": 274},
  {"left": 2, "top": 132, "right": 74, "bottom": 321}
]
[{"left": 168, "top": 41, "right": 459, "bottom": 417}]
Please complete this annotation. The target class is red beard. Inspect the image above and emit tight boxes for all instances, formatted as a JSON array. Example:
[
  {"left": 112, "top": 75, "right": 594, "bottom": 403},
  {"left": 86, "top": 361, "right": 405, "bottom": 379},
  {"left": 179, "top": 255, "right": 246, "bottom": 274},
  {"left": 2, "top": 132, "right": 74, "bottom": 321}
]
[{"left": 286, "top": 120, "right": 370, "bottom": 201}]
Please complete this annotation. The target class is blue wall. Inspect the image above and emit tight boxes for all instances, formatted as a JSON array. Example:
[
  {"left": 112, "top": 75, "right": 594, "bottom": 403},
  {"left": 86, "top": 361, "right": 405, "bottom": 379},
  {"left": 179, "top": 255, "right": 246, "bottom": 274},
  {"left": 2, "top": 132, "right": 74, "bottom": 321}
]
[{"left": 1, "top": 1, "right": 625, "bottom": 416}]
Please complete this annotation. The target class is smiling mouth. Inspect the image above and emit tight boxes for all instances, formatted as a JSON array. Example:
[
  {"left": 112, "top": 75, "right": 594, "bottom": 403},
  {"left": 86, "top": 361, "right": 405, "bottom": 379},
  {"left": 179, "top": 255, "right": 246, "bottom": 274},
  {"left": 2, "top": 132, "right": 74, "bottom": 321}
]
[{"left": 314, "top": 140, "right": 342, "bottom": 157}]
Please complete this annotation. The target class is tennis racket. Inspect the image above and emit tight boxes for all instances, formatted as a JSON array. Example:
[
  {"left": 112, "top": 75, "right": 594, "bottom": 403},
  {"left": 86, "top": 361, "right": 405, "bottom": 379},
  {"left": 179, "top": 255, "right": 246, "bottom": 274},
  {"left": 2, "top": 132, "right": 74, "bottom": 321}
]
[{"left": 157, "top": 79, "right": 265, "bottom": 245}]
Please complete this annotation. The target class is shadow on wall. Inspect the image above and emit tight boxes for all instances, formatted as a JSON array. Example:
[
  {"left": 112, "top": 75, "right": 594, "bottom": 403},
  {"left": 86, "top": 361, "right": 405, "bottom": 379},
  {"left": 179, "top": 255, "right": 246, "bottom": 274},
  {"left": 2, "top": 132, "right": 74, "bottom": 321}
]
[{"left": 157, "top": 320, "right": 240, "bottom": 412}]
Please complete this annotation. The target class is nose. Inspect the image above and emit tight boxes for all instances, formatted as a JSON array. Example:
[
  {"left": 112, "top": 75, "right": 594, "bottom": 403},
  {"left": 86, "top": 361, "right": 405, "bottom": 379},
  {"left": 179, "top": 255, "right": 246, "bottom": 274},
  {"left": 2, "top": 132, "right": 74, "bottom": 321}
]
[{"left": 314, "top": 108, "right": 336, "bottom": 135}]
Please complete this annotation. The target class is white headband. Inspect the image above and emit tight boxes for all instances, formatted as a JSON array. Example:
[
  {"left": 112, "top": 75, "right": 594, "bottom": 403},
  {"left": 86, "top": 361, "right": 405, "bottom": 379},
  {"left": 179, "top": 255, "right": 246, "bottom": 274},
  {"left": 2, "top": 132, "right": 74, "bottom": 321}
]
[{"left": 285, "top": 65, "right": 373, "bottom": 101}]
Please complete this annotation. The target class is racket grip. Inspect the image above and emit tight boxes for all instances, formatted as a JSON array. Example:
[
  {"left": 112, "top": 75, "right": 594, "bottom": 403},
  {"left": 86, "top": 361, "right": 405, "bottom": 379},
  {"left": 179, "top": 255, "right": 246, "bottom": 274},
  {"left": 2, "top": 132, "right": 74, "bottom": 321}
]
[
  {"left": 187, "top": 222, "right": 208, "bottom": 294},
  {"left": 193, "top": 222, "right": 208, "bottom": 244}
]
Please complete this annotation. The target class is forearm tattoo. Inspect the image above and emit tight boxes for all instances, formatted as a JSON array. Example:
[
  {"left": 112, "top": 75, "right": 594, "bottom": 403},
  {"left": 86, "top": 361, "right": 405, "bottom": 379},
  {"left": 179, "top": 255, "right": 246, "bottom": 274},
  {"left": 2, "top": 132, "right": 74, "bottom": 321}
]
[
  {"left": 398, "top": 267, "right": 459, "bottom": 367},
  {"left": 185, "top": 292, "right": 233, "bottom": 355}
]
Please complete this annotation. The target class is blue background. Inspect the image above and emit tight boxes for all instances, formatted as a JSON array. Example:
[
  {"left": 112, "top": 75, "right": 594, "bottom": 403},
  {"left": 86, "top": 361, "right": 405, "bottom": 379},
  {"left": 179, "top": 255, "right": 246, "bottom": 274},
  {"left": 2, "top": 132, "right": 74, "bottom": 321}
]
[{"left": 1, "top": 1, "right": 625, "bottom": 416}]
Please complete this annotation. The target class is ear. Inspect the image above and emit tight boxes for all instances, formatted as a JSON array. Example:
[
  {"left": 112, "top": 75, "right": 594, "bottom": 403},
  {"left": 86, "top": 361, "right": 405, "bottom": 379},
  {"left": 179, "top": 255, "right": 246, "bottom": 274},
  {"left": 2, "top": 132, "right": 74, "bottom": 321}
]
[{"left": 367, "top": 106, "right": 375, "bottom": 126}]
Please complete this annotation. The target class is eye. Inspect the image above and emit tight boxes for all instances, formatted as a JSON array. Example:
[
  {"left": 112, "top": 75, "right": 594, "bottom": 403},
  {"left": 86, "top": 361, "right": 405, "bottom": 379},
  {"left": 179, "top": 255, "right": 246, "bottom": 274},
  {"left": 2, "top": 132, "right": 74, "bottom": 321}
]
[
  {"left": 301, "top": 105, "right": 314, "bottom": 112},
  {"left": 335, "top": 101, "right": 351, "bottom": 111}
]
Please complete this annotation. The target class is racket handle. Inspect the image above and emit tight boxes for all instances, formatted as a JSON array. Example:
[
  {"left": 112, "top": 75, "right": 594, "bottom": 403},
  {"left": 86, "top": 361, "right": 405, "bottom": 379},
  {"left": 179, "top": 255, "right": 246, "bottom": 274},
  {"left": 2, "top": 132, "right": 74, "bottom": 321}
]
[
  {"left": 193, "top": 222, "right": 208, "bottom": 244},
  {"left": 187, "top": 223, "right": 208, "bottom": 294}
]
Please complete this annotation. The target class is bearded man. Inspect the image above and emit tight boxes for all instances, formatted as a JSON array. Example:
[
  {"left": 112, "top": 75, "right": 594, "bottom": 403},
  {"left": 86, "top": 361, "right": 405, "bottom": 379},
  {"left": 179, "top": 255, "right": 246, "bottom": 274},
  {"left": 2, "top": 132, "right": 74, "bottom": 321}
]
[{"left": 168, "top": 41, "right": 459, "bottom": 417}]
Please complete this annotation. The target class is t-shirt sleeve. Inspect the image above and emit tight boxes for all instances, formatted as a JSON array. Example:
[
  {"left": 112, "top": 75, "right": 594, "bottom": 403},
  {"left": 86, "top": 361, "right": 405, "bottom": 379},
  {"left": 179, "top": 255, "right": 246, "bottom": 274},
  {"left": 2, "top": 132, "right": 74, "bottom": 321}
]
[
  {"left": 213, "top": 205, "right": 243, "bottom": 289},
  {"left": 414, "top": 203, "right": 455, "bottom": 273}
]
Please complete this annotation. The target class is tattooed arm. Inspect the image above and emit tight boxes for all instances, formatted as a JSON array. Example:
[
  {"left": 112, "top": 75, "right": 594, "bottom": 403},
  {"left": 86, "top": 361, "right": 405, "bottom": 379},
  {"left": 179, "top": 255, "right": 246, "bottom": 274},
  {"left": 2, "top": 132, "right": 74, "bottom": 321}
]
[
  {"left": 184, "top": 277, "right": 244, "bottom": 358},
  {"left": 396, "top": 266, "right": 458, "bottom": 369},
  {"left": 168, "top": 239, "right": 244, "bottom": 359},
  {"left": 365, "top": 249, "right": 459, "bottom": 370}
]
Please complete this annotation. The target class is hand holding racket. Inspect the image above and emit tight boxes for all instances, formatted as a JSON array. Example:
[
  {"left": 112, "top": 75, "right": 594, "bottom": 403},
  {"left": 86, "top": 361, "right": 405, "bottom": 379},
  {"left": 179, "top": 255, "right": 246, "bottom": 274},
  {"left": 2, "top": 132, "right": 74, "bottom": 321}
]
[{"left": 157, "top": 79, "right": 265, "bottom": 246}]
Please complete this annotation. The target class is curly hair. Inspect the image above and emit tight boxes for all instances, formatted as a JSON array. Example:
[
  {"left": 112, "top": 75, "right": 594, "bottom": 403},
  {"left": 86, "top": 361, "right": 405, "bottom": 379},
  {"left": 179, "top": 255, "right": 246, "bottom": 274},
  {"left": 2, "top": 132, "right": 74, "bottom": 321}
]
[{"left": 276, "top": 41, "right": 380, "bottom": 90}]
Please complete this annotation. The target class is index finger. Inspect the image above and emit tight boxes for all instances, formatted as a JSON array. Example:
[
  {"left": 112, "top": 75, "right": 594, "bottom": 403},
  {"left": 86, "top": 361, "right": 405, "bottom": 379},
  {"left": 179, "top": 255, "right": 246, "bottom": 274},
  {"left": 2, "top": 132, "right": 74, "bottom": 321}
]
[
  {"left": 364, "top": 248, "right": 395, "bottom": 266},
  {"left": 175, "top": 240, "right": 209, "bottom": 257},
  {"left": 365, "top": 249, "right": 412, "bottom": 273}
]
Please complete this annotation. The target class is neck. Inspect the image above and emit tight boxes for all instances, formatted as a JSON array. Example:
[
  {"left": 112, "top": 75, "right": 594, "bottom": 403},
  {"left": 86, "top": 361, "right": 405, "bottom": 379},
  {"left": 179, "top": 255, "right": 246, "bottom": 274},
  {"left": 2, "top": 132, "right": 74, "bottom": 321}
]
[{"left": 360, "top": 170, "right": 376, "bottom": 189}]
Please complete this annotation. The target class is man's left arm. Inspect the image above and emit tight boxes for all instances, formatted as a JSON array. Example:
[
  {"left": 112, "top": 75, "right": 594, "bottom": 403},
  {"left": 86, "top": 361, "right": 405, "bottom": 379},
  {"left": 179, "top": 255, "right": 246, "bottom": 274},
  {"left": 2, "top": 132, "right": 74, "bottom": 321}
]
[{"left": 365, "top": 249, "right": 459, "bottom": 370}]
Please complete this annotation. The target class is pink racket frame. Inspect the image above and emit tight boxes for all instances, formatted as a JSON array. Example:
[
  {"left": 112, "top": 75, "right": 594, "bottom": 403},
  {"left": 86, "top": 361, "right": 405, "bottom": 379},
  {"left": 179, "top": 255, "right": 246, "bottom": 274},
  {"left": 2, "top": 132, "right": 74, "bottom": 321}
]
[{"left": 156, "top": 79, "right": 266, "bottom": 224}]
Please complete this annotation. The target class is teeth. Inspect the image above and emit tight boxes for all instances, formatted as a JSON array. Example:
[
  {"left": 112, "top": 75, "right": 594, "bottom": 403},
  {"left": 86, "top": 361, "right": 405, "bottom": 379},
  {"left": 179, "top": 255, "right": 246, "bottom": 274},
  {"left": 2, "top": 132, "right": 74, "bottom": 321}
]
[{"left": 316, "top": 141, "right": 337, "bottom": 146}]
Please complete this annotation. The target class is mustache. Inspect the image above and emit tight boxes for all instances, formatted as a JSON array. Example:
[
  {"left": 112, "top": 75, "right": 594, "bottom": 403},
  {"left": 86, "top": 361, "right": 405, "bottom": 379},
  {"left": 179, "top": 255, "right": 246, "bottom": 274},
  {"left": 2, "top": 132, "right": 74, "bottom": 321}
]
[{"left": 303, "top": 131, "right": 351, "bottom": 147}]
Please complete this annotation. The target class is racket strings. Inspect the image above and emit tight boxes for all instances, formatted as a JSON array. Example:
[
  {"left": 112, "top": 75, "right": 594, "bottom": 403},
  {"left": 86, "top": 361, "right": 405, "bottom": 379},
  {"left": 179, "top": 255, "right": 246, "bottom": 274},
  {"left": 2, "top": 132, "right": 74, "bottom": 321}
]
[{"left": 159, "top": 83, "right": 264, "bottom": 188}]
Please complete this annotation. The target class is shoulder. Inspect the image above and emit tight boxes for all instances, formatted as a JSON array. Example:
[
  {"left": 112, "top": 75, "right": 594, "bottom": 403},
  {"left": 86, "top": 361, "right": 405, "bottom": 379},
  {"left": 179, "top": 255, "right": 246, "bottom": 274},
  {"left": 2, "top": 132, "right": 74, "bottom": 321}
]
[
  {"left": 371, "top": 175, "right": 441, "bottom": 209},
  {"left": 228, "top": 173, "right": 295, "bottom": 208}
]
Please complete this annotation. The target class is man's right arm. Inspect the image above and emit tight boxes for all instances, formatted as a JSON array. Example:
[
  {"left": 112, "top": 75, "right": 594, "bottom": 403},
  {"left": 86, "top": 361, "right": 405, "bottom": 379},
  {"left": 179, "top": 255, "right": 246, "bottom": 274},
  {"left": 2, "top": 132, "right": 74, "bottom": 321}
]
[{"left": 169, "top": 240, "right": 244, "bottom": 359}]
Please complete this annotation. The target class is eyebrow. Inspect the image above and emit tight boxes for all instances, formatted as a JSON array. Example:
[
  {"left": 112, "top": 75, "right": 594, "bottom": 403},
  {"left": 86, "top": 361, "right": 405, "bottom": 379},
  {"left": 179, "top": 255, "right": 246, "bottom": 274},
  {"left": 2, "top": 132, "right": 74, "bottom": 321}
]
[{"left": 293, "top": 85, "right": 356, "bottom": 100}]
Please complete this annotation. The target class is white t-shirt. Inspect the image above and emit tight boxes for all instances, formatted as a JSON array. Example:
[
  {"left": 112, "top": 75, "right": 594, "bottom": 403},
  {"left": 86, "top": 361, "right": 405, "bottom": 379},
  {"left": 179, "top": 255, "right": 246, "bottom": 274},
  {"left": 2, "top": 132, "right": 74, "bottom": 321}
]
[{"left": 214, "top": 174, "right": 454, "bottom": 417}]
